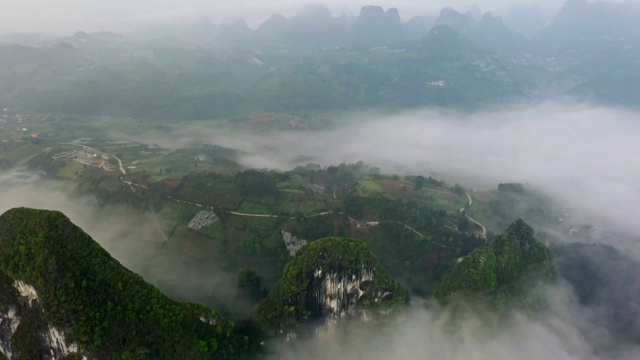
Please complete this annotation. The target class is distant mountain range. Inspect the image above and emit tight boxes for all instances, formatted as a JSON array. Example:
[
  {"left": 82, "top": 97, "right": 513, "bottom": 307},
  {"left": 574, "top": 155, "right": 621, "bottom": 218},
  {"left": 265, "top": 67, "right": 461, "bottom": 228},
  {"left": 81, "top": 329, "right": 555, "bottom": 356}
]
[{"left": 0, "top": 0, "right": 638, "bottom": 115}]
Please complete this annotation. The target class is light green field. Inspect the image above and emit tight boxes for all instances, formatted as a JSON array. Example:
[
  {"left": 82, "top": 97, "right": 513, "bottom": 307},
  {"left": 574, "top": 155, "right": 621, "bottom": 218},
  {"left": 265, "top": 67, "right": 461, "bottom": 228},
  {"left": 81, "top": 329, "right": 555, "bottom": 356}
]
[
  {"left": 238, "top": 200, "right": 274, "bottom": 214},
  {"left": 358, "top": 180, "right": 383, "bottom": 195},
  {"left": 157, "top": 202, "right": 202, "bottom": 228},
  {"left": 56, "top": 161, "right": 85, "bottom": 179},
  {"left": 198, "top": 222, "right": 224, "bottom": 240},
  {"left": 6, "top": 143, "right": 44, "bottom": 165},
  {"left": 414, "top": 187, "right": 467, "bottom": 212},
  {"left": 168, "top": 226, "right": 225, "bottom": 260},
  {"left": 278, "top": 192, "right": 327, "bottom": 215},
  {"left": 280, "top": 189, "right": 305, "bottom": 194},
  {"left": 296, "top": 199, "right": 328, "bottom": 214}
]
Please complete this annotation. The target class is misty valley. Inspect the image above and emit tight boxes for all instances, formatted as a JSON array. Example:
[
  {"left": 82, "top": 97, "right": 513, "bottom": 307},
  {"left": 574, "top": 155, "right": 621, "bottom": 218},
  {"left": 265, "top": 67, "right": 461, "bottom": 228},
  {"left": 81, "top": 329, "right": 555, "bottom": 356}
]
[{"left": 1, "top": 0, "right": 640, "bottom": 359}]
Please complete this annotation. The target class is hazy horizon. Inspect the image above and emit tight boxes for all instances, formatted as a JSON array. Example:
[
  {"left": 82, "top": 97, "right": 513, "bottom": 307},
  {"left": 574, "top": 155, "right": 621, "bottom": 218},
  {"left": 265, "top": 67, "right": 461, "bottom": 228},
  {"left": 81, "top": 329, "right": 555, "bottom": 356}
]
[{"left": 0, "top": 0, "right": 569, "bottom": 36}]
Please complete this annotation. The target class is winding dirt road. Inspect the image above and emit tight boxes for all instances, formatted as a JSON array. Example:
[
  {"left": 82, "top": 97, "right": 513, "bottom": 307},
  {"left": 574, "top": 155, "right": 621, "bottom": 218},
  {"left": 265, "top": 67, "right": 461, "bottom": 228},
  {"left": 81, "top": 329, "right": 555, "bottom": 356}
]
[
  {"left": 114, "top": 156, "right": 126, "bottom": 175},
  {"left": 228, "top": 211, "right": 283, "bottom": 218},
  {"left": 460, "top": 193, "right": 487, "bottom": 241}
]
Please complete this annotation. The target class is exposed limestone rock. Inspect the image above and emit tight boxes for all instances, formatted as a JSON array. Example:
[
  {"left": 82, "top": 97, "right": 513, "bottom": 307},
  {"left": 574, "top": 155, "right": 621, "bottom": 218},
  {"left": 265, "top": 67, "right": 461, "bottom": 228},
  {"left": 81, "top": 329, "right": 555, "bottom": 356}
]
[
  {"left": 282, "top": 231, "right": 308, "bottom": 256},
  {"left": 13, "top": 281, "right": 38, "bottom": 306},
  {"left": 44, "top": 326, "right": 82, "bottom": 359},
  {"left": 0, "top": 281, "right": 84, "bottom": 360},
  {"left": 0, "top": 307, "right": 19, "bottom": 358},
  {"left": 311, "top": 269, "right": 378, "bottom": 325},
  {"left": 255, "top": 237, "right": 407, "bottom": 336},
  {"left": 188, "top": 210, "right": 220, "bottom": 231}
]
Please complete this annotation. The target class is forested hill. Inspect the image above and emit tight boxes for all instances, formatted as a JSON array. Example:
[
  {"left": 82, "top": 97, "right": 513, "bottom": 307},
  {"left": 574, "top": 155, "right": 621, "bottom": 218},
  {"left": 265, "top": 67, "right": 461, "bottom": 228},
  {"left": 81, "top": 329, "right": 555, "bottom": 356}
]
[
  {"left": 254, "top": 237, "right": 408, "bottom": 336},
  {"left": 435, "top": 219, "right": 556, "bottom": 310},
  {"left": 0, "top": 208, "right": 254, "bottom": 359}
]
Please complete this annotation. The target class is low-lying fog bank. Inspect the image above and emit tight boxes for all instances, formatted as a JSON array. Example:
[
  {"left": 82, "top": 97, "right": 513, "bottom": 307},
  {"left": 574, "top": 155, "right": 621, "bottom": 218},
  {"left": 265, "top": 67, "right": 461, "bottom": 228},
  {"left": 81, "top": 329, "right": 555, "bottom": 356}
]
[
  {"left": 116, "top": 101, "right": 640, "bottom": 239},
  {"left": 269, "top": 287, "right": 640, "bottom": 360},
  {"left": 0, "top": 170, "right": 238, "bottom": 307}
]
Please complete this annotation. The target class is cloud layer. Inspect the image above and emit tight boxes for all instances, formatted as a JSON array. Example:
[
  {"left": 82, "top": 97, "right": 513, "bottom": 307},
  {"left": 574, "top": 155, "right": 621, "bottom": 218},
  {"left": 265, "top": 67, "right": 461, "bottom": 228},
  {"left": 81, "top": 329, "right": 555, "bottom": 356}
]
[
  {"left": 269, "top": 288, "right": 640, "bottom": 360},
  {"left": 125, "top": 101, "right": 640, "bottom": 240}
]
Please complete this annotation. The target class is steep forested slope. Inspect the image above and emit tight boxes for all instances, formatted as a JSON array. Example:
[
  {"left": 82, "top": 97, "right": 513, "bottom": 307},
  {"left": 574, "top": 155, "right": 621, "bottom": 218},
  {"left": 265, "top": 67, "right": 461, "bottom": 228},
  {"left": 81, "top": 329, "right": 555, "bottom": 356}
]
[
  {"left": 0, "top": 208, "right": 254, "bottom": 359},
  {"left": 435, "top": 219, "right": 556, "bottom": 310},
  {"left": 254, "top": 237, "right": 408, "bottom": 335}
]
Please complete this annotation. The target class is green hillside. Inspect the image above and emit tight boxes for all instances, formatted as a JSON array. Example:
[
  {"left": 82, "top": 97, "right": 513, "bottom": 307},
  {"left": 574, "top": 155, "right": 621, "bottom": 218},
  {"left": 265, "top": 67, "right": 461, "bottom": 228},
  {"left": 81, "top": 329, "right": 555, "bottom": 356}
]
[
  {"left": 254, "top": 237, "right": 408, "bottom": 335},
  {"left": 0, "top": 208, "right": 255, "bottom": 359},
  {"left": 435, "top": 219, "right": 556, "bottom": 310}
]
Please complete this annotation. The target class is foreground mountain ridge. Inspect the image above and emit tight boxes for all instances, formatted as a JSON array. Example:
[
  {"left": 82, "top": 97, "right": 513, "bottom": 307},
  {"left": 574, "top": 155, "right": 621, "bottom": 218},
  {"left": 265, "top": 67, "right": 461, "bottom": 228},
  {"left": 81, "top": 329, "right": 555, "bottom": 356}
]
[{"left": 0, "top": 208, "right": 250, "bottom": 359}]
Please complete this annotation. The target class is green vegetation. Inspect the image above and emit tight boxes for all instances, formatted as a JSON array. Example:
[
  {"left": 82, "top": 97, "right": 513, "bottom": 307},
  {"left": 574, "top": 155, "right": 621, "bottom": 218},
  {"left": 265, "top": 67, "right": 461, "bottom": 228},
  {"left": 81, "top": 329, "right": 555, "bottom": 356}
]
[
  {"left": 235, "top": 269, "right": 268, "bottom": 305},
  {"left": 357, "top": 180, "right": 383, "bottom": 195},
  {"left": 467, "top": 186, "right": 558, "bottom": 236},
  {"left": 233, "top": 269, "right": 268, "bottom": 318},
  {"left": 0, "top": 208, "right": 256, "bottom": 359},
  {"left": 435, "top": 219, "right": 556, "bottom": 311},
  {"left": 56, "top": 160, "right": 85, "bottom": 179},
  {"left": 254, "top": 237, "right": 408, "bottom": 335}
]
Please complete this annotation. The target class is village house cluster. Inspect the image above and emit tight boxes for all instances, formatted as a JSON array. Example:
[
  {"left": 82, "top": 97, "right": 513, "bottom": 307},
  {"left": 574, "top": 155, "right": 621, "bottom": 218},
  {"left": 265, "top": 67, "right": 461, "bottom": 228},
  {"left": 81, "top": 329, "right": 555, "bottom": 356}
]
[{"left": 51, "top": 146, "right": 117, "bottom": 171}]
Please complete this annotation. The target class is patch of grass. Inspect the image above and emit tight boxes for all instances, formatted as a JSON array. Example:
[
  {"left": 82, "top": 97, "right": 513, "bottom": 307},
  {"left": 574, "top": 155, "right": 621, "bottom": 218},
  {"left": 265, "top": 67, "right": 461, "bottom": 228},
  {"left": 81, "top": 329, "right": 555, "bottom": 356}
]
[
  {"left": 238, "top": 201, "right": 273, "bottom": 214},
  {"left": 5, "top": 143, "right": 43, "bottom": 165},
  {"left": 234, "top": 215, "right": 280, "bottom": 229},
  {"left": 280, "top": 189, "right": 305, "bottom": 194},
  {"left": 157, "top": 202, "right": 202, "bottom": 227},
  {"left": 296, "top": 199, "right": 328, "bottom": 214},
  {"left": 56, "top": 161, "right": 85, "bottom": 179},
  {"left": 277, "top": 192, "right": 327, "bottom": 215},
  {"left": 198, "top": 222, "right": 224, "bottom": 240},
  {"left": 358, "top": 180, "right": 383, "bottom": 195},
  {"left": 414, "top": 187, "right": 467, "bottom": 212},
  {"left": 380, "top": 180, "right": 414, "bottom": 199}
]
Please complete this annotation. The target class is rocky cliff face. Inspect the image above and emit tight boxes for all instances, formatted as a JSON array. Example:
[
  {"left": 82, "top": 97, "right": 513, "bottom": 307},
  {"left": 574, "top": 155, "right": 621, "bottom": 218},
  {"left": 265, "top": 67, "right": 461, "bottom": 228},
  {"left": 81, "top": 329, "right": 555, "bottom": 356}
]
[
  {"left": 254, "top": 237, "right": 407, "bottom": 336},
  {"left": 281, "top": 231, "right": 308, "bottom": 256},
  {"left": 0, "top": 274, "right": 83, "bottom": 359}
]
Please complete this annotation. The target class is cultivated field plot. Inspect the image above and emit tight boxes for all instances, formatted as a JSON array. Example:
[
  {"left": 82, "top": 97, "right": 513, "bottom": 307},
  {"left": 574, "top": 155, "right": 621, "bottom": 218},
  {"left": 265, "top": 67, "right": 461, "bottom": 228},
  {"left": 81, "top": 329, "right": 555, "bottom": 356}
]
[
  {"left": 379, "top": 180, "right": 415, "bottom": 199},
  {"left": 168, "top": 225, "right": 225, "bottom": 260},
  {"left": 278, "top": 191, "right": 328, "bottom": 215},
  {"left": 238, "top": 200, "right": 274, "bottom": 214},
  {"left": 157, "top": 202, "right": 203, "bottom": 233},
  {"left": 56, "top": 161, "right": 85, "bottom": 179},
  {"left": 357, "top": 180, "right": 383, "bottom": 195},
  {"left": 4, "top": 143, "right": 46, "bottom": 165},
  {"left": 414, "top": 187, "right": 467, "bottom": 212}
]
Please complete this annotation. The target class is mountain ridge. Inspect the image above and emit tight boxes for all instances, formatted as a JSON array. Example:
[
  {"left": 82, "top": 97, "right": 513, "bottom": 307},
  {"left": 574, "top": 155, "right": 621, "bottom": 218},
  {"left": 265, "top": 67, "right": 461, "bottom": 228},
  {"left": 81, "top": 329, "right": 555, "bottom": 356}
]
[{"left": 0, "top": 207, "right": 252, "bottom": 359}]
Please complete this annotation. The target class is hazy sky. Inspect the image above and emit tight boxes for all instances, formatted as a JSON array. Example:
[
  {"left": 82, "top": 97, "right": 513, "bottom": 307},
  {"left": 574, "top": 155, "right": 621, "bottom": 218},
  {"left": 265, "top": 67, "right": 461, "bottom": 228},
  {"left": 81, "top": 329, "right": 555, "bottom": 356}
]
[{"left": 0, "top": 0, "right": 568, "bottom": 35}]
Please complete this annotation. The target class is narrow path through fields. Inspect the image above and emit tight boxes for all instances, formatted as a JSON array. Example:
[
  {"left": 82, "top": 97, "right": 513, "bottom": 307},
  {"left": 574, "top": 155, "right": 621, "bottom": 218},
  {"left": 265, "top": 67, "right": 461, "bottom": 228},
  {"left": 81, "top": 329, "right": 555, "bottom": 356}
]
[{"left": 460, "top": 193, "right": 487, "bottom": 242}]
